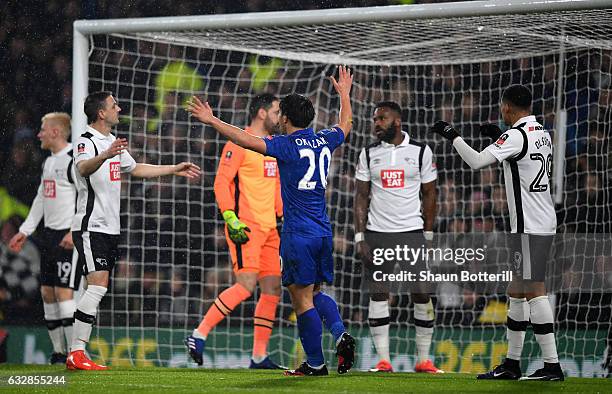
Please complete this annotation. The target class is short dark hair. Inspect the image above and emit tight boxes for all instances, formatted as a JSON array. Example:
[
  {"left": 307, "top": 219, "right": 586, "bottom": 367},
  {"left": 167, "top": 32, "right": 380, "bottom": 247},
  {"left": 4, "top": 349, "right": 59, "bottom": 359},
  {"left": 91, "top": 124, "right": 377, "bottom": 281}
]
[
  {"left": 375, "top": 101, "right": 402, "bottom": 116},
  {"left": 84, "top": 91, "right": 112, "bottom": 124},
  {"left": 279, "top": 93, "right": 315, "bottom": 128},
  {"left": 502, "top": 85, "right": 532, "bottom": 111},
  {"left": 248, "top": 93, "right": 278, "bottom": 121}
]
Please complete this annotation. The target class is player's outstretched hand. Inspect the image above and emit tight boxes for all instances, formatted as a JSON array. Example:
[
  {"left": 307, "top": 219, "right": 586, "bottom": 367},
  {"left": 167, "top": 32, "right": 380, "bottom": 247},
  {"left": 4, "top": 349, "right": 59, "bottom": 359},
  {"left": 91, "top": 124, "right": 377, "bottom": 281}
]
[
  {"left": 103, "top": 138, "right": 128, "bottom": 159},
  {"left": 330, "top": 65, "right": 353, "bottom": 97},
  {"left": 8, "top": 232, "right": 26, "bottom": 253},
  {"left": 187, "top": 96, "right": 216, "bottom": 124},
  {"left": 173, "top": 162, "right": 202, "bottom": 179},
  {"left": 59, "top": 231, "right": 74, "bottom": 250},
  {"left": 430, "top": 120, "right": 460, "bottom": 141},
  {"left": 479, "top": 123, "right": 503, "bottom": 141}
]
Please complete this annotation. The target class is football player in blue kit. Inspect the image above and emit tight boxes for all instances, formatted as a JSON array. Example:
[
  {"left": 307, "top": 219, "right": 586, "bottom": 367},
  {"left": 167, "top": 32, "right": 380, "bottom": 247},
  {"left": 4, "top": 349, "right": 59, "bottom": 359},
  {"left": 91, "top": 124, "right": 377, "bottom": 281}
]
[{"left": 188, "top": 66, "right": 355, "bottom": 376}]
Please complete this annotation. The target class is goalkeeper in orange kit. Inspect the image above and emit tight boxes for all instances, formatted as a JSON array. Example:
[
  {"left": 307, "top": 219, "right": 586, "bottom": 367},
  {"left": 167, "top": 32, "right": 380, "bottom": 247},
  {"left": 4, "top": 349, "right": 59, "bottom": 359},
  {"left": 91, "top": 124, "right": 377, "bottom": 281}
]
[{"left": 186, "top": 94, "right": 285, "bottom": 369}]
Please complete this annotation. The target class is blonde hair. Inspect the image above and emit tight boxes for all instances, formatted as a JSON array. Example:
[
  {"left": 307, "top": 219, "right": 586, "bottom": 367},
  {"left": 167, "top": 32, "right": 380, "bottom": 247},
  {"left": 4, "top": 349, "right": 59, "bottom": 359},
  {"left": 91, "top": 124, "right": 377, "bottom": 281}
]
[{"left": 41, "top": 112, "right": 71, "bottom": 140}]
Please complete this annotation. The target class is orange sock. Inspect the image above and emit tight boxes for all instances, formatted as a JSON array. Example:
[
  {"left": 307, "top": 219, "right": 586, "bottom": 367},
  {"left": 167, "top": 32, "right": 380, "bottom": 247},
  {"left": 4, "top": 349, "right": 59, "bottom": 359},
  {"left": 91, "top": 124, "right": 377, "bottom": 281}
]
[
  {"left": 252, "top": 293, "right": 280, "bottom": 358},
  {"left": 197, "top": 283, "right": 251, "bottom": 338}
]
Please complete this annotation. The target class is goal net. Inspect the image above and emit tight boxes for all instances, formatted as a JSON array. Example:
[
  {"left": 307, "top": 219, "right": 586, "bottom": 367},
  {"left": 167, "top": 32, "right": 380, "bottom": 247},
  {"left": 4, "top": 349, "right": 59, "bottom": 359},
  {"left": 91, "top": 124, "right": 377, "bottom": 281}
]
[{"left": 76, "top": 0, "right": 612, "bottom": 375}]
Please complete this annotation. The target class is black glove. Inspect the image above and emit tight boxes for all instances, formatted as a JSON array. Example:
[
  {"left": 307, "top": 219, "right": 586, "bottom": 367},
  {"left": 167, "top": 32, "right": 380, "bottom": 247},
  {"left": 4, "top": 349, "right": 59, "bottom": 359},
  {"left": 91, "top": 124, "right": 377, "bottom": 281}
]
[
  {"left": 479, "top": 123, "right": 503, "bottom": 141},
  {"left": 431, "top": 120, "right": 460, "bottom": 141}
]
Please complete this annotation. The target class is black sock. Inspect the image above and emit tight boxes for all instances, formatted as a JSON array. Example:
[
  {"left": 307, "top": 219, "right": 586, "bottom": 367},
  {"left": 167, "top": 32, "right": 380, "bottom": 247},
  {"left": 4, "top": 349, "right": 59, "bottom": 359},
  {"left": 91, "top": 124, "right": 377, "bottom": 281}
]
[{"left": 504, "top": 358, "right": 520, "bottom": 369}]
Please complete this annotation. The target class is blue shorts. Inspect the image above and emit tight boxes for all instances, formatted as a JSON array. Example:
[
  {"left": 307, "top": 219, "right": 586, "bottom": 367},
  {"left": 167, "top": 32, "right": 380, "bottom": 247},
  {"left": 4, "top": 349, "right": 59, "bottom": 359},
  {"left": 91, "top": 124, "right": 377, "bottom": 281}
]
[{"left": 280, "top": 233, "right": 334, "bottom": 286}]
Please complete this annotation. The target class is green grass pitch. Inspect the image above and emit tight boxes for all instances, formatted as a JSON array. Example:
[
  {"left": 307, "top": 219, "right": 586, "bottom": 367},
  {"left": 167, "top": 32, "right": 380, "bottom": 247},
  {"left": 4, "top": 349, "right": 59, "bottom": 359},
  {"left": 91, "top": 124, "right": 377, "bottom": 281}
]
[{"left": 0, "top": 365, "right": 610, "bottom": 393}]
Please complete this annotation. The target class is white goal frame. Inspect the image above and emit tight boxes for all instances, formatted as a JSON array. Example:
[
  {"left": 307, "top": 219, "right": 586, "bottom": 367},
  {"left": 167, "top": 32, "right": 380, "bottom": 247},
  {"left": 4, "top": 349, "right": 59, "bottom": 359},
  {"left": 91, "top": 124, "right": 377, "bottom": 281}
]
[
  {"left": 70, "top": 0, "right": 612, "bottom": 371},
  {"left": 72, "top": 0, "right": 612, "bottom": 201}
]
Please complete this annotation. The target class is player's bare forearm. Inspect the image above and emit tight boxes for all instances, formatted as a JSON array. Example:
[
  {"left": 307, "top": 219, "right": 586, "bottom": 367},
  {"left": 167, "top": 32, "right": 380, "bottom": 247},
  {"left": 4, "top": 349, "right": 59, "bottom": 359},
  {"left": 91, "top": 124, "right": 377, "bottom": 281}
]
[
  {"left": 77, "top": 155, "right": 108, "bottom": 177},
  {"left": 330, "top": 65, "right": 354, "bottom": 137},
  {"left": 187, "top": 95, "right": 266, "bottom": 154},
  {"left": 421, "top": 181, "right": 437, "bottom": 232},
  {"left": 209, "top": 118, "right": 267, "bottom": 155},
  {"left": 77, "top": 138, "right": 127, "bottom": 177},
  {"left": 338, "top": 93, "right": 353, "bottom": 136},
  {"left": 131, "top": 162, "right": 201, "bottom": 179},
  {"left": 354, "top": 180, "right": 371, "bottom": 233},
  {"left": 131, "top": 163, "right": 176, "bottom": 178}
]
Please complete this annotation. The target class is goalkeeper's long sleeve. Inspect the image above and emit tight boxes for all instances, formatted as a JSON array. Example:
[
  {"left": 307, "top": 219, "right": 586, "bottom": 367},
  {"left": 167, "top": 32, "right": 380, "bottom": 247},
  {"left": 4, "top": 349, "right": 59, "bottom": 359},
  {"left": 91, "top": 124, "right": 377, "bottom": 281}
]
[
  {"left": 452, "top": 137, "right": 498, "bottom": 170},
  {"left": 214, "top": 142, "right": 246, "bottom": 213},
  {"left": 274, "top": 174, "right": 283, "bottom": 217},
  {"left": 213, "top": 139, "right": 281, "bottom": 232}
]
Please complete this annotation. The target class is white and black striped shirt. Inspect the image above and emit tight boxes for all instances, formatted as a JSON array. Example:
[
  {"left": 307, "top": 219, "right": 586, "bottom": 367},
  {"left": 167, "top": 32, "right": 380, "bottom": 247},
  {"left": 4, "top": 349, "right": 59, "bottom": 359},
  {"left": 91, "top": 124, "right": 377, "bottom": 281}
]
[
  {"left": 19, "top": 145, "right": 77, "bottom": 235},
  {"left": 485, "top": 115, "right": 556, "bottom": 234},
  {"left": 71, "top": 126, "right": 136, "bottom": 235},
  {"left": 356, "top": 132, "right": 437, "bottom": 232}
]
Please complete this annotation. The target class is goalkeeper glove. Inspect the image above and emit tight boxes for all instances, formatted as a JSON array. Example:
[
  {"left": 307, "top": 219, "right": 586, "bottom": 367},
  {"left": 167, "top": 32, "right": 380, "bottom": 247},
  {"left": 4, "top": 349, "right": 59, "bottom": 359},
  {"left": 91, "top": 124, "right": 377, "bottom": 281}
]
[
  {"left": 223, "top": 210, "right": 251, "bottom": 244},
  {"left": 430, "top": 120, "right": 460, "bottom": 141},
  {"left": 479, "top": 123, "right": 503, "bottom": 141}
]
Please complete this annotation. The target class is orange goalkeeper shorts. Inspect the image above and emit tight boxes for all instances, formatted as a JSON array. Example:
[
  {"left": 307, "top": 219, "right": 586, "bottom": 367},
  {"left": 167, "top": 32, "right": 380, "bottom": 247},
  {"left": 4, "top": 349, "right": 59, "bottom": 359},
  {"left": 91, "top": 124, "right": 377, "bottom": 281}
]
[{"left": 225, "top": 224, "right": 281, "bottom": 278}]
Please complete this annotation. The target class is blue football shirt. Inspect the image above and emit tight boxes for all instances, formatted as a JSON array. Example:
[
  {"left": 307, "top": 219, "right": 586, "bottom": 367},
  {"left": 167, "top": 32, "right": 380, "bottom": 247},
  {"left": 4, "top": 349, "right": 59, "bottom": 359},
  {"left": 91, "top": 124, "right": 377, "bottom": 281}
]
[{"left": 264, "top": 126, "right": 345, "bottom": 237}]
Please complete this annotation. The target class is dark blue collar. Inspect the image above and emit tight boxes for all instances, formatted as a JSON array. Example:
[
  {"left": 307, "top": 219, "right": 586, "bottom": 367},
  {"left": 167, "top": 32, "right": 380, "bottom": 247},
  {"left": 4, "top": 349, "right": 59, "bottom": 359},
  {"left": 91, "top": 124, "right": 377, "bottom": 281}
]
[{"left": 292, "top": 127, "right": 314, "bottom": 136}]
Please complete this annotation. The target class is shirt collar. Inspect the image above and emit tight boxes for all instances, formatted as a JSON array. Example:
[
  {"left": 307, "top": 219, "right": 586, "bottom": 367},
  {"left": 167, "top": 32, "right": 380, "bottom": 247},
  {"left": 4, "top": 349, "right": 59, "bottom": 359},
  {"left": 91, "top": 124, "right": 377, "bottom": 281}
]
[
  {"left": 380, "top": 131, "right": 409, "bottom": 148},
  {"left": 52, "top": 145, "right": 72, "bottom": 157},
  {"left": 87, "top": 125, "right": 111, "bottom": 139},
  {"left": 513, "top": 115, "right": 536, "bottom": 127},
  {"left": 292, "top": 127, "right": 314, "bottom": 136}
]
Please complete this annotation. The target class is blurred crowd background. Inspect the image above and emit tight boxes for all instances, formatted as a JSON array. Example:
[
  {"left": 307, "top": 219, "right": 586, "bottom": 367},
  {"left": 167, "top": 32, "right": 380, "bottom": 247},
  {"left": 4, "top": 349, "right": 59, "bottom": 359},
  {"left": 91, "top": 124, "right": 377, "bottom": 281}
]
[
  {"left": 0, "top": 0, "right": 610, "bottom": 338},
  {"left": 0, "top": 0, "right": 424, "bottom": 324}
]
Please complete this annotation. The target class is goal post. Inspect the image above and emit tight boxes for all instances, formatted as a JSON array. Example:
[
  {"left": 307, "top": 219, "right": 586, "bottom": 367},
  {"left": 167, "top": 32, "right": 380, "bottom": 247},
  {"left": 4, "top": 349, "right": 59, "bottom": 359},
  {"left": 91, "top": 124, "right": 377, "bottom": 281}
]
[
  {"left": 71, "top": 0, "right": 612, "bottom": 138},
  {"left": 72, "top": 0, "right": 612, "bottom": 375}
]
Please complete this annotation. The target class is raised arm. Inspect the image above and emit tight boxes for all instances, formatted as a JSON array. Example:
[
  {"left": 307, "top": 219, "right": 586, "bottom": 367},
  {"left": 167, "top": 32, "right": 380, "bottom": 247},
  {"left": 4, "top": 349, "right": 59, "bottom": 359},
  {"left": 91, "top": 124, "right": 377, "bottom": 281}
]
[
  {"left": 187, "top": 96, "right": 267, "bottom": 155},
  {"left": 430, "top": 121, "right": 497, "bottom": 170},
  {"left": 329, "top": 65, "right": 354, "bottom": 137},
  {"left": 452, "top": 138, "right": 498, "bottom": 170}
]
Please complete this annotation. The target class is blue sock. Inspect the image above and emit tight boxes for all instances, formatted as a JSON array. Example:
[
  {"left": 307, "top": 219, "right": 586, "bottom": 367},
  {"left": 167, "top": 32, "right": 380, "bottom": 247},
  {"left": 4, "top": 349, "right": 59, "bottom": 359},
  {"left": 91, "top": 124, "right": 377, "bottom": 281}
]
[
  {"left": 313, "top": 292, "right": 346, "bottom": 343},
  {"left": 296, "top": 308, "right": 324, "bottom": 367}
]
